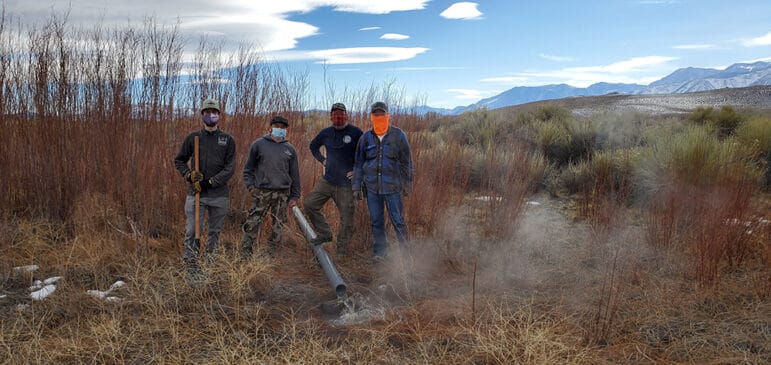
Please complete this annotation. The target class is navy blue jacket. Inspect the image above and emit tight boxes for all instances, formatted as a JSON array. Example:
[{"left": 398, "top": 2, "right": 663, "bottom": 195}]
[
  {"left": 310, "top": 124, "right": 363, "bottom": 186},
  {"left": 353, "top": 126, "right": 413, "bottom": 195}
]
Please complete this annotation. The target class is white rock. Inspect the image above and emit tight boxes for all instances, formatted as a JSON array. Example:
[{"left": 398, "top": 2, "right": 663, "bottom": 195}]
[
  {"left": 475, "top": 196, "right": 502, "bottom": 202},
  {"left": 43, "top": 276, "right": 63, "bottom": 285},
  {"left": 86, "top": 289, "right": 107, "bottom": 299},
  {"left": 104, "top": 296, "right": 124, "bottom": 302},
  {"left": 0, "top": 294, "right": 7, "bottom": 300},
  {"left": 14, "top": 265, "right": 39, "bottom": 273},
  {"left": 30, "top": 284, "right": 56, "bottom": 300},
  {"left": 108, "top": 281, "right": 126, "bottom": 292},
  {"left": 526, "top": 201, "right": 542, "bottom": 206},
  {"left": 29, "top": 280, "right": 43, "bottom": 291}
]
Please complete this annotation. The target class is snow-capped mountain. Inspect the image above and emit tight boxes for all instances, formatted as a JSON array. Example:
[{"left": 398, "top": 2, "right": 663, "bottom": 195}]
[{"left": 439, "top": 61, "right": 771, "bottom": 115}]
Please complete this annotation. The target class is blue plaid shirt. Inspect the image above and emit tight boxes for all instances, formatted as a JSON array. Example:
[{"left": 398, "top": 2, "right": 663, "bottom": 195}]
[{"left": 352, "top": 126, "right": 413, "bottom": 195}]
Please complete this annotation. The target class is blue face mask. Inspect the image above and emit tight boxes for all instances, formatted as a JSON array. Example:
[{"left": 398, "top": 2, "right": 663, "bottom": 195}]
[
  {"left": 271, "top": 127, "right": 287, "bottom": 139},
  {"left": 203, "top": 113, "right": 219, "bottom": 127}
]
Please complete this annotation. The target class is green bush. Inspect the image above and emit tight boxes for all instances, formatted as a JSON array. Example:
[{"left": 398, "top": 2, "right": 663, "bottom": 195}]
[
  {"left": 639, "top": 126, "right": 758, "bottom": 190},
  {"left": 687, "top": 105, "right": 746, "bottom": 138},
  {"left": 444, "top": 108, "right": 518, "bottom": 150},
  {"left": 735, "top": 116, "right": 771, "bottom": 188}
]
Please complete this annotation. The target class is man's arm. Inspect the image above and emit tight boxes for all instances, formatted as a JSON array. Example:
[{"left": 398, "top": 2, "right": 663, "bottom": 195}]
[
  {"left": 309, "top": 130, "right": 326, "bottom": 164},
  {"left": 173, "top": 133, "right": 193, "bottom": 179},
  {"left": 243, "top": 141, "right": 258, "bottom": 190},
  {"left": 352, "top": 134, "right": 367, "bottom": 191}
]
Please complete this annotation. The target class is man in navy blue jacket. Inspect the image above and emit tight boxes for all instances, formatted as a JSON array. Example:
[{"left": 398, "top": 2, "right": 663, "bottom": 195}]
[
  {"left": 304, "top": 103, "right": 363, "bottom": 257},
  {"left": 352, "top": 101, "right": 413, "bottom": 261}
]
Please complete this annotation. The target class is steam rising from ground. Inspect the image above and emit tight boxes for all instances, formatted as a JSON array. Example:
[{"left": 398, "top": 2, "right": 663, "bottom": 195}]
[{"left": 373, "top": 195, "right": 652, "bottom": 312}]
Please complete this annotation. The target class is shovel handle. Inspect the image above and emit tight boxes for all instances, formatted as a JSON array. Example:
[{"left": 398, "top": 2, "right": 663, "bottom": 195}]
[{"left": 194, "top": 135, "right": 200, "bottom": 240}]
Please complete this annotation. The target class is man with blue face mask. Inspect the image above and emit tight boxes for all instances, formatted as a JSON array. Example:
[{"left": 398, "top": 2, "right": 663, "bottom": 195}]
[
  {"left": 174, "top": 98, "right": 236, "bottom": 278},
  {"left": 241, "top": 116, "right": 301, "bottom": 258}
]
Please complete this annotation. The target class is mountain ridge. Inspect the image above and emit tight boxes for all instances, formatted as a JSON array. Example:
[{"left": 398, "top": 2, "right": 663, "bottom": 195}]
[{"left": 424, "top": 61, "right": 771, "bottom": 115}]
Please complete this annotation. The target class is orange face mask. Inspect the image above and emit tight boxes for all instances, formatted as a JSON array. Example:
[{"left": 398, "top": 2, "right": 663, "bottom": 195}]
[{"left": 371, "top": 114, "right": 389, "bottom": 136}]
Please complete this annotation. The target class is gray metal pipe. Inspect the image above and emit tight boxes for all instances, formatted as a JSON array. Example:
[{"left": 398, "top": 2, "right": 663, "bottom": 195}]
[{"left": 292, "top": 206, "right": 347, "bottom": 298}]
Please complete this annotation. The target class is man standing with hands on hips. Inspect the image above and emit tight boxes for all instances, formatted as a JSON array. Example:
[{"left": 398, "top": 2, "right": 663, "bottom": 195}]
[
  {"left": 304, "top": 102, "right": 363, "bottom": 257},
  {"left": 352, "top": 101, "right": 413, "bottom": 262}
]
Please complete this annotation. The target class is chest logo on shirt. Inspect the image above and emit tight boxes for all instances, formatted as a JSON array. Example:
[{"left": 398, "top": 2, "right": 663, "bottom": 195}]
[
  {"left": 218, "top": 136, "right": 228, "bottom": 146},
  {"left": 284, "top": 149, "right": 292, "bottom": 156},
  {"left": 343, "top": 135, "right": 352, "bottom": 144}
]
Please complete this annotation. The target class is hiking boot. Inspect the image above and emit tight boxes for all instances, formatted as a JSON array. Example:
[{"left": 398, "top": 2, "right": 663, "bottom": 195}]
[{"left": 310, "top": 234, "right": 332, "bottom": 246}]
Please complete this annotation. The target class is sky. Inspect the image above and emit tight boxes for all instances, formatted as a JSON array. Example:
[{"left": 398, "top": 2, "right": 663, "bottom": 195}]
[{"left": 5, "top": 0, "right": 771, "bottom": 109}]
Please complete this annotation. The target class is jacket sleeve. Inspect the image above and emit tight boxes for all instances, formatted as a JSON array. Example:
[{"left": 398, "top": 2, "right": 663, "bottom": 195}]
[
  {"left": 210, "top": 135, "right": 236, "bottom": 188},
  {"left": 174, "top": 133, "right": 193, "bottom": 179},
  {"left": 243, "top": 141, "right": 259, "bottom": 190},
  {"left": 399, "top": 130, "right": 414, "bottom": 189},
  {"left": 289, "top": 147, "right": 301, "bottom": 201},
  {"left": 309, "top": 130, "right": 325, "bottom": 163},
  {"left": 352, "top": 133, "right": 367, "bottom": 191}
]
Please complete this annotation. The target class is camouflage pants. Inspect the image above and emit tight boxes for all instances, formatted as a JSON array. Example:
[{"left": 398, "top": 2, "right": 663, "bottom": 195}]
[{"left": 241, "top": 188, "right": 289, "bottom": 256}]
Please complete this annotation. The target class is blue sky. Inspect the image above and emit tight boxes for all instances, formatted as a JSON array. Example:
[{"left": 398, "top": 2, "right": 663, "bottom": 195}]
[{"left": 7, "top": 0, "right": 771, "bottom": 108}]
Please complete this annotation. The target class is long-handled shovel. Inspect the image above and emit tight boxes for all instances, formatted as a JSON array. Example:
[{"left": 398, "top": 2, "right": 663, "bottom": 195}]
[{"left": 194, "top": 135, "right": 201, "bottom": 259}]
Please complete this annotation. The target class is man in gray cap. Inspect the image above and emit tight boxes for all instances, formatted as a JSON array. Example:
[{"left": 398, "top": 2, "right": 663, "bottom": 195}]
[
  {"left": 352, "top": 101, "right": 413, "bottom": 262},
  {"left": 241, "top": 116, "right": 301, "bottom": 258},
  {"left": 174, "top": 98, "right": 236, "bottom": 276},
  {"left": 304, "top": 102, "right": 363, "bottom": 257}
]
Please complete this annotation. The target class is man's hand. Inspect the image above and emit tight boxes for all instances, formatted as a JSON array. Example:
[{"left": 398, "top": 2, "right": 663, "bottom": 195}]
[
  {"left": 288, "top": 199, "right": 297, "bottom": 208},
  {"left": 346, "top": 171, "right": 354, "bottom": 180},
  {"left": 188, "top": 171, "right": 204, "bottom": 183},
  {"left": 200, "top": 179, "right": 212, "bottom": 191},
  {"left": 193, "top": 181, "right": 202, "bottom": 193},
  {"left": 353, "top": 190, "right": 363, "bottom": 201}
]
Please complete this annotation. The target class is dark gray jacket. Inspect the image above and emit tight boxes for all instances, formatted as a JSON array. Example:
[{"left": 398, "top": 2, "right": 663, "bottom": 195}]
[
  {"left": 243, "top": 135, "right": 301, "bottom": 201},
  {"left": 174, "top": 128, "right": 236, "bottom": 198}
]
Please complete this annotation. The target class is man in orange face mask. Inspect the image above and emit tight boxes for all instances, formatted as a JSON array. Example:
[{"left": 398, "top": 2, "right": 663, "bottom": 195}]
[{"left": 352, "top": 102, "right": 414, "bottom": 262}]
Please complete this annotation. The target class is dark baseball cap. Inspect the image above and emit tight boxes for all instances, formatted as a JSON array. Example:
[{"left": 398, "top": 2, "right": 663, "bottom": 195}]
[
  {"left": 331, "top": 102, "right": 346, "bottom": 112},
  {"left": 371, "top": 101, "right": 387, "bottom": 113},
  {"left": 270, "top": 116, "right": 289, "bottom": 127}
]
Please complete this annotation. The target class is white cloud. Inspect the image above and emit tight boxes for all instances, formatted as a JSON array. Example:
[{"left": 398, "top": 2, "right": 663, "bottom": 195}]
[
  {"left": 539, "top": 53, "right": 575, "bottom": 62},
  {"left": 741, "top": 56, "right": 771, "bottom": 63},
  {"left": 482, "top": 56, "right": 678, "bottom": 87},
  {"left": 307, "top": 47, "right": 429, "bottom": 64},
  {"left": 446, "top": 88, "right": 496, "bottom": 100},
  {"left": 359, "top": 26, "right": 382, "bottom": 31},
  {"left": 8, "top": 0, "right": 429, "bottom": 53},
  {"left": 480, "top": 76, "right": 530, "bottom": 84},
  {"left": 672, "top": 44, "right": 717, "bottom": 50},
  {"left": 440, "top": 2, "right": 483, "bottom": 20},
  {"left": 742, "top": 31, "right": 771, "bottom": 47},
  {"left": 392, "top": 66, "right": 467, "bottom": 71},
  {"left": 381, "top": 33, "right": 410, "bottom": 40}
]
